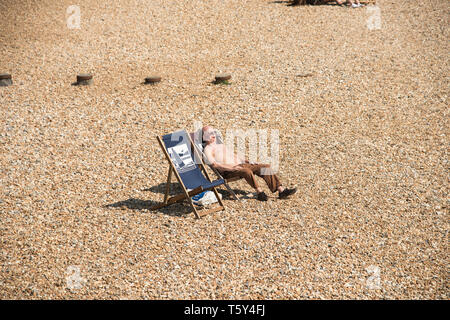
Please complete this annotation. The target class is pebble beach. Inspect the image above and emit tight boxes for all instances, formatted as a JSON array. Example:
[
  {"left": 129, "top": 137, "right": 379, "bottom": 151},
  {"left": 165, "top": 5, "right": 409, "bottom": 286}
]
[{"left": 0, "top": 0, "right": 448, "bottom": 299}]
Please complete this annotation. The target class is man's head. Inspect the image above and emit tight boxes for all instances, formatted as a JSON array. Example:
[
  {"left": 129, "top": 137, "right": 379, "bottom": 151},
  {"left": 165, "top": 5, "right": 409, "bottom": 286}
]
[{"left": 202, "top": 125, "right": 216, "bottom": 145}]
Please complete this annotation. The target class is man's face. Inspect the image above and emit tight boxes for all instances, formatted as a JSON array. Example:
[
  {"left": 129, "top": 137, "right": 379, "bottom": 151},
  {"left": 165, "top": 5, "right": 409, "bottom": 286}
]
[{"left": 203, "top": 128, "right": 216, "bottom": 143}]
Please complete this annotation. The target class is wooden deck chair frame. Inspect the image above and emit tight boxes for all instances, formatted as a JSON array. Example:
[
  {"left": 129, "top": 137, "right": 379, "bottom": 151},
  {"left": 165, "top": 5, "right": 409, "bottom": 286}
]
[
  {"left": 151, "top": 132, "right": 225, "bottom": 219},
  {"left": 213, "top": 169, "right": 242, "bottom": 201}
]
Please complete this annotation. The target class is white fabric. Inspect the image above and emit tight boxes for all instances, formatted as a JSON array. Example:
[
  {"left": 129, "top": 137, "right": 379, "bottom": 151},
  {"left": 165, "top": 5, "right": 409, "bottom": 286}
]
[{"left": 192, "top": 191, "right": 222, "bottom": 206}]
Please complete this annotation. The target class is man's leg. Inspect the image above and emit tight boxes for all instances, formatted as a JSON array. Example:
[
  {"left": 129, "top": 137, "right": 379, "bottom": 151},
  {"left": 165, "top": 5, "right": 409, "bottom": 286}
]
[
  {"left": 219, "top": 166, "right": 268, "bottom": 200},
  {"left": 219, "top": 167, "right": 261, "bottom": 191},
  {"left": 243, "top": 164, "right": 281, "bottom": 193},
  {"left": 219, "top": 164, "right": 296, "bottom": 200},
  {"left": 244, "top": 164, "right": 297, "bottom": 199}
]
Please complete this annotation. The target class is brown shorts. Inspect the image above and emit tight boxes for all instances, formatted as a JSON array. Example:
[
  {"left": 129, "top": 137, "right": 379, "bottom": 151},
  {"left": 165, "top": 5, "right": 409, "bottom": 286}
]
[{"left": 218, "top": 163, "right": 281, "bottom": 193}]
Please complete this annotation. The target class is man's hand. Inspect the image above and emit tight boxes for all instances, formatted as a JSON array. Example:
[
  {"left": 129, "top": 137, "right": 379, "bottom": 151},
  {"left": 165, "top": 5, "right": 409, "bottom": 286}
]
[{"left": 214, "top": 163, "right": 238, "bottom": 172}]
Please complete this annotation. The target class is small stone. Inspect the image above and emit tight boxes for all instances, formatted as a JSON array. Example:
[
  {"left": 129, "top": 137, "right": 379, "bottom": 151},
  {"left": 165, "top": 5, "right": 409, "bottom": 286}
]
[
  {"left": 75, "top": 74, "right": 93, "bottom": 86},
  {"left": 144, "top": 76, "right": 162, "bottom": 84},
  {"left": 0, "top": 73, "right": 13, "bottom": 86},
  {"left": 214, "top": 73, "right": 231, "bottom": 84}
]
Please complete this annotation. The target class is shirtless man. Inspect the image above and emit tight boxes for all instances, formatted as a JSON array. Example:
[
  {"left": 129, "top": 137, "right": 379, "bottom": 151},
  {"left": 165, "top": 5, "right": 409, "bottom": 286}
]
[{"left": 202, "top": 126, "right": 297, "bottom": 201}]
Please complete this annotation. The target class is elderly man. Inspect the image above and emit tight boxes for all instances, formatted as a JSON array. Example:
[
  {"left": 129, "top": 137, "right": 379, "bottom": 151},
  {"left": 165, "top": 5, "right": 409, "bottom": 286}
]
[{"left": 202, "top": 126, "right": 297, "bottom": 201}]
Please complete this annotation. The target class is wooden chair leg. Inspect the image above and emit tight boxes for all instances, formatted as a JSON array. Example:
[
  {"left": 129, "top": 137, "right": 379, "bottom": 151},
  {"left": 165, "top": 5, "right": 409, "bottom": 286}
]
[
  {"left": 163, "top": 166, "right": 173, "bottom": 203},
  {"left": 151, "top": 186, "right": 203, "bottom": 211},
  {"left": 150, "top": 201, "right": 170, "bottom": 211},
  {"left": 211, "top": 187, "right": 225, "bottom": 208},
  {"left": 224, "top": 182, "right": 239, "bottom": 200},
  {"left": 197, "top": 205, "right": 225, "bottom": 217},
  {"left": 186, "top": 196, "right": 201, "bottom": 219}
]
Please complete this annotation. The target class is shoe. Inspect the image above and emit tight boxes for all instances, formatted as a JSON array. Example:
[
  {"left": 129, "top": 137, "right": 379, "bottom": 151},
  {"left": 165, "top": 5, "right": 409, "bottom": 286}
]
[
  {"left": 257, "top": 192, "right": 268, "bottom": 201},
  {"left": 278, "top": 187, "right": 297, "bottom": 199}
]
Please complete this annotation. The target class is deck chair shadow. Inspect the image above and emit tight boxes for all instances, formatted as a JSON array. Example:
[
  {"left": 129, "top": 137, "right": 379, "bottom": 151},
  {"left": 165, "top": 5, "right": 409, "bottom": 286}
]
[
  {"left": 151, "top": 129, "right": 226, "bottom": 218},
  {"left": 190, "top": 129, "right": 244, "bottom": 201}
]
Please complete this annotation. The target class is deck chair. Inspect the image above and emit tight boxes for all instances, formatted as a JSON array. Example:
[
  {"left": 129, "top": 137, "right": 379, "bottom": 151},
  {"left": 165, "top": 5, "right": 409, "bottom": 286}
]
[
  {"left": 190, "top": 129, "right": 243, "bottom": 201},
  {"left": 151, "top": 129, "right": 226, "bottom": 218}
]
